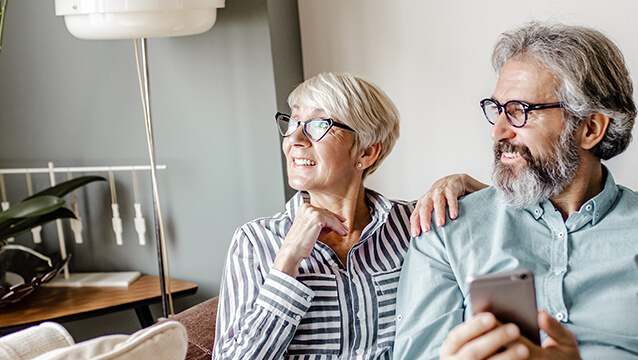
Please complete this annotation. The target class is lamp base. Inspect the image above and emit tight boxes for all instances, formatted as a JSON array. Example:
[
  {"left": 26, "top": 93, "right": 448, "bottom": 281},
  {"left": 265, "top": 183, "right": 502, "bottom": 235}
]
[{"left": 47, "top": 271, "right": 141, "bottom": 287}]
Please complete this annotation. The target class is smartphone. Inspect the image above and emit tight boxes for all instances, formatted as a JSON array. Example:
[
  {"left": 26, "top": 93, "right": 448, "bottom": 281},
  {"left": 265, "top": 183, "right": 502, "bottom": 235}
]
[{"left": 468, "top": 269, "right": 540, "bottom": 345}]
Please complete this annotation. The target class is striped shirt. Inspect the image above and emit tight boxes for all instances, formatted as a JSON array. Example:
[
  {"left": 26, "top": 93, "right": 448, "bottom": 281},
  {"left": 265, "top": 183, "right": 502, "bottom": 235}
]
[{"left": 213, "top": 189, "right": 414, "bottom": 360}]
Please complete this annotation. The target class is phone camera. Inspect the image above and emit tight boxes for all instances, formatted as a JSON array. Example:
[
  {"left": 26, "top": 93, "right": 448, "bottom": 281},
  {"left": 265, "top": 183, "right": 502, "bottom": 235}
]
[{"left": 520, "top": 273, "right": 528, "bottom": 280}]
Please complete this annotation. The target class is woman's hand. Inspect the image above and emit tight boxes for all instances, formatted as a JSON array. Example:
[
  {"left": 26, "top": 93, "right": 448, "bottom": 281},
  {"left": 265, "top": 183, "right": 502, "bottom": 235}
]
[
  {"left": 273, "top": 203, "right": 349, "bottom": 278},
  {"left": 410, "top": 174, "right": 488, "bottom": 236}
]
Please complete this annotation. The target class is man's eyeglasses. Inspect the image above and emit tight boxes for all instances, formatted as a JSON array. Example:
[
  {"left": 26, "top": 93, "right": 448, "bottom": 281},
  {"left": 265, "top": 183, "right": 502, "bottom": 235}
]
[
  {"left": 275, "top": 112, "right": 355, "bottom": 142},
  {"left": 480, "top": 98, "right": 565, "bottom": 128}
]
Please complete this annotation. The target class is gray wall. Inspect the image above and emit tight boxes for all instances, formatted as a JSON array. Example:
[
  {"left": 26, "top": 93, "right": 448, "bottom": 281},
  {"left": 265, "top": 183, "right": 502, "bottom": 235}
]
[{"left": 0, "top": 0, "right": 302, "bottom": 340}]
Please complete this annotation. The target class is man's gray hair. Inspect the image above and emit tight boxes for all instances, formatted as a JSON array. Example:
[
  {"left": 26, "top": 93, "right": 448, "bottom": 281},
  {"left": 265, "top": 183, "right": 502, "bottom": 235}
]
[{"left": 492, "top": 22, "right": 636, "bottom": 160}]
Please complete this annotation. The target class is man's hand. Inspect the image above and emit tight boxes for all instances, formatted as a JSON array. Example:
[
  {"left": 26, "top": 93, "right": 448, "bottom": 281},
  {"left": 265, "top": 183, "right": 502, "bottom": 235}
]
[
  {"left": 440, "top": 312, "right": 581, "bottom": 360},
  {"left": 410, "top": 174, "right": 488, "bottom": 236},
  {"left": 441, "top": 313, "right": 529, "bottom": 360},
  {"left": 273, "top": 203, "right": 348, "bottom": 277}
]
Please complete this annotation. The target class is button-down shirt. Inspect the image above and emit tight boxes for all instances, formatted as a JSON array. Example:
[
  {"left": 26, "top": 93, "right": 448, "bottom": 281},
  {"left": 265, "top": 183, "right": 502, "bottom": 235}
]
[
  {"left": 214, "top": 190, "right": 414, "bottom": 360},
  {"left": 394, "top": 168, "right": 638, "bottom": 360}
]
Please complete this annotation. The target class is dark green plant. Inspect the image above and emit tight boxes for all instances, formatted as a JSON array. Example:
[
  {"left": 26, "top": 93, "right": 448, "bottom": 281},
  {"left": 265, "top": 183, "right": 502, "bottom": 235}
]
[{"left": 0, "top": 176, "right": 105, "bottom": 242}]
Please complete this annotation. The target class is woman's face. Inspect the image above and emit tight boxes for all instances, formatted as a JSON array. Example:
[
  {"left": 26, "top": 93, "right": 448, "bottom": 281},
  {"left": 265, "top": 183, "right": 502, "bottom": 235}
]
[{"left": 282, "top": 102, "right": 360, "bottom": 195}]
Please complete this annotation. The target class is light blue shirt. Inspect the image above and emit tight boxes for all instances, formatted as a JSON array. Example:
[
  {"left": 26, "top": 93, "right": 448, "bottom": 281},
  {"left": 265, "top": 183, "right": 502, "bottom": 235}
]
[{"left": 394, "top": 167, "right": 638, "bottom": 359}]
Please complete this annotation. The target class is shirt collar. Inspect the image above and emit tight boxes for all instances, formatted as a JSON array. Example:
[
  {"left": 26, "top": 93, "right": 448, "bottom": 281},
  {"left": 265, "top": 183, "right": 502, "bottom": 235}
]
[
  {"left": 525, "top": 165, "right": 619, "bottom": 228},
  {"left": 579, "top": 165, "right": 618, "bottom": 226},
  {"left": 285, "top": 189, "right": 394, "bottom": 231}
]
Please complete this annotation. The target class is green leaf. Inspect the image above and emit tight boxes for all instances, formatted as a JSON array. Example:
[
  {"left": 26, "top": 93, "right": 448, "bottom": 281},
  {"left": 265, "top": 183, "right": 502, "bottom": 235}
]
[
  {"left": 0, "top": 208, "right": 76, "bottom": 241},
  {"left": 0, "top": 195, "right": 65, "bottom": 224},
  {"left": 26, "top": 175, "right": 105, "bottom": 199}
]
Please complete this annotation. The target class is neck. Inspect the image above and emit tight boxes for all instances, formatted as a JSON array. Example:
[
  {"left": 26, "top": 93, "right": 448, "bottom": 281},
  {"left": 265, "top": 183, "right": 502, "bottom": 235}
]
[
  {"left": 309, "top": 184, "right": 371, "bottom": 233},
  {"left": 550, "top": 155, "right": 604, "bottom": 220}
]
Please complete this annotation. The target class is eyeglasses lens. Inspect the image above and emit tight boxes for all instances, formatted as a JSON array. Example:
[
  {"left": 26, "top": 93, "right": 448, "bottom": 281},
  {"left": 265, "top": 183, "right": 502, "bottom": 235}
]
[
  {"left": 482, "top": 100, "right": 501, "bottom": 124},
  {"left": 305, "top": 119, "right": 330, "bottom": 141},
  {"left": 505, "top": 102, "right": 526, "bottom": 127},
  {"left": 277, "top": 115, "right": 297, "bottom": 137}
]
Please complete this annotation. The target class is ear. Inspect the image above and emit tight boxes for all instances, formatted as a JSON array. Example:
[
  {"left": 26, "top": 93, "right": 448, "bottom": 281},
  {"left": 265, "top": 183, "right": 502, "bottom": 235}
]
[
  {"left": 578, "top": 113, "right": 610, "bottom": 150},
  {"left": 358, "top": 143, "right": 382, "bottom": 170}
]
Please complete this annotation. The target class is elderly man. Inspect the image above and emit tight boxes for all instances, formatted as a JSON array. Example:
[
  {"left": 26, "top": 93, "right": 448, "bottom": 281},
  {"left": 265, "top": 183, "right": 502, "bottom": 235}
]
[{"left": 394, "top": 22, "right": 638, "bottom": 359}]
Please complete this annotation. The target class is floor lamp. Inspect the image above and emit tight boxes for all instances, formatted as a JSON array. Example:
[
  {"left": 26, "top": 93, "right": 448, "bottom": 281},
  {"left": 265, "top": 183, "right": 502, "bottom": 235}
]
[{"left": 54, "top": 0, "right": 225, "bottom": 319}]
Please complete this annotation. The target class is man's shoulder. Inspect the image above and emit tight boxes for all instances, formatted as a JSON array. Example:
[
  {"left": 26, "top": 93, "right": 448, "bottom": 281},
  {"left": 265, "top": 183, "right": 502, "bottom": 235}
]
[{"left": 457, "top": 186, "right": 502, "bottom": 213}]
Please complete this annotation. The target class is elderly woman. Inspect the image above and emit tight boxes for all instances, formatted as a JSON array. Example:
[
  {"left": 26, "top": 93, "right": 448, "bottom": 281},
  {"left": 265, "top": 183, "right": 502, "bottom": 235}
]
[{"left": 213, "top": 72, "right": 415, "bottom": 359}]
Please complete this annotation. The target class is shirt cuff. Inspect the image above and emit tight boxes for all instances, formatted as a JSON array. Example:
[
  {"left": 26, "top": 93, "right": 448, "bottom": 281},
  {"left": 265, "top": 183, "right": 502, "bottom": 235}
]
[{"left": 255, "top": 269, "right": 315, "bottom": 326}]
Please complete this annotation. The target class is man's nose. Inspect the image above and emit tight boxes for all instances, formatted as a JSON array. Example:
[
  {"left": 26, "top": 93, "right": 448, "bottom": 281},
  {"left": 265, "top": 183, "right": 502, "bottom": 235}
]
[{"left": 490, "top": 111, "right": 516, "bottom": 143}]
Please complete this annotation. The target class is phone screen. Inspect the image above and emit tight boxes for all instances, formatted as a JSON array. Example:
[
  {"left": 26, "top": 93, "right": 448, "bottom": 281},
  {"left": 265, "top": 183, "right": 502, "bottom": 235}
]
[{"left": 468, "top": 269, "right": 540, "bottom": 345}]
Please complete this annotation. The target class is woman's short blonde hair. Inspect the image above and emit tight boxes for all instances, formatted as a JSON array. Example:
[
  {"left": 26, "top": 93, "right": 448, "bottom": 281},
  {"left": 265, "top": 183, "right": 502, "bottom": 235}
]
[{"left": 287, "top": 72, "right": 400, "bottom": 177}]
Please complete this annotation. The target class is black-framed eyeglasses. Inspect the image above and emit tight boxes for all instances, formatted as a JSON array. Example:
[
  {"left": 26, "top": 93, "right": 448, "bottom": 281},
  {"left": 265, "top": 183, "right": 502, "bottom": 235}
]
[
  {"left": 480, "top": 98, "right": 565, "bottom": 128},
  {"left": 275, "top": 112, "right": 355, "bottom": 142}
]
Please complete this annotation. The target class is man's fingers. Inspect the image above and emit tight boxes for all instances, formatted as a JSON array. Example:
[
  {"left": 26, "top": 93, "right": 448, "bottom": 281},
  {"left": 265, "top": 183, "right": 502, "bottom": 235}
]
[
  {"left": 441, "top": 313, "right": 498, "bottom": 356},
  {"left": 538, "top": 310, "right": 578, "bottom": 348}
]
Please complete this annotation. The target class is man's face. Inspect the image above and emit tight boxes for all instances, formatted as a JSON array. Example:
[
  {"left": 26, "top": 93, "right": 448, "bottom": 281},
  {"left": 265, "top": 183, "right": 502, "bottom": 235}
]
[{"left": 490, "top": 58, "right": 580, "bottom": 208}]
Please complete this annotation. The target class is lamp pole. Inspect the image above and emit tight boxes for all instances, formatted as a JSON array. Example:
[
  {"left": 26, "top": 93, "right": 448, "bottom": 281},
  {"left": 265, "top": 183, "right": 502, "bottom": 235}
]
[{"left": 134, "top": 38, "right": 172, "bottom": 318}]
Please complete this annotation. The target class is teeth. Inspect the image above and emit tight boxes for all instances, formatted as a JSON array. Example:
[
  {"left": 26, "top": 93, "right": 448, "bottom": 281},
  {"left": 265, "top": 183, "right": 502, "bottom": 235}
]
[
  {"left": 294, "top": 158, "right": 316, "bottom": 166},
  {"left": 503, "top": 151, "right": 521, "bottom": 159}
]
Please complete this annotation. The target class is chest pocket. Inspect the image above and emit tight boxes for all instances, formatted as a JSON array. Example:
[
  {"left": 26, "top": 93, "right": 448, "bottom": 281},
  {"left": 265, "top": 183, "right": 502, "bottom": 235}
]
[
  {"left": 372, "top": 267, "right": 402, "bottom": 349},
  {"left": 286, "top": 273, "right": 341, "bottom": 356}
]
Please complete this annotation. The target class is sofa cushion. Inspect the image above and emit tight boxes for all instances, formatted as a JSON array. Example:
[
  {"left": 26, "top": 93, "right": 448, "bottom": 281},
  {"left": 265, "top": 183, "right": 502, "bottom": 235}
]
[
  {"left": 0, "top": 322, "right": 75, "bottom": 360},
  {"left": 170, "top": 296, "right": 218, "bottom": 360},
  {"left": 31, "top": 320, "right": 187, "bottom": 360}
]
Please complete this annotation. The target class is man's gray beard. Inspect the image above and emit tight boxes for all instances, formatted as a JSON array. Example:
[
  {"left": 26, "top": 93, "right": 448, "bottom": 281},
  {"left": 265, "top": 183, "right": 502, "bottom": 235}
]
[{"left": 491, "top": 124, "right": 580, "bottom": 209}]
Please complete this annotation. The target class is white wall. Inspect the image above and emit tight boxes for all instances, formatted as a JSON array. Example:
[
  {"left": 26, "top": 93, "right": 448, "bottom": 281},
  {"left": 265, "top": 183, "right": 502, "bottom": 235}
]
[{"left": 298, "top": 0, "right": 638, "bottom": 201}]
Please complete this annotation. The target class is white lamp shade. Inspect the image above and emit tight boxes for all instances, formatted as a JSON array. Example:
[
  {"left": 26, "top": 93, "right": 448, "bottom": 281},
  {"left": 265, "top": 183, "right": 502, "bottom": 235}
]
[{"left": 55, "top": 0, "right": 225, "bottom": 40}]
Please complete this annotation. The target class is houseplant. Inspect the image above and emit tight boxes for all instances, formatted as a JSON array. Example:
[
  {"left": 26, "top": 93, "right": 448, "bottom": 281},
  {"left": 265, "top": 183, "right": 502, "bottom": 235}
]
[{"left": 0, "top": 175, "right": 105, "bottom": 302}]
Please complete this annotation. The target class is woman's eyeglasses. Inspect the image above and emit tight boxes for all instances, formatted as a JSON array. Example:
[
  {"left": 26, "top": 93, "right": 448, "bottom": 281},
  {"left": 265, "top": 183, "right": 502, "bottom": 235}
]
[{"left": 275, "top": 112, "right": 355, "bottom": 142}]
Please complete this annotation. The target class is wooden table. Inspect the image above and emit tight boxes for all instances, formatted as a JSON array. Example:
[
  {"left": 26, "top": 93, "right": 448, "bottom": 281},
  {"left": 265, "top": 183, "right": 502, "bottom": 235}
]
[{"left": 0, "top": 275, "right": 197, "bottom": 334}]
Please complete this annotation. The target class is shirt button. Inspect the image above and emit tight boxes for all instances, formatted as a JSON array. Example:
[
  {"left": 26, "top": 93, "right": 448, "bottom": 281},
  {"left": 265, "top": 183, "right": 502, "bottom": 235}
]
[
  {"left": 585, "top": 204, "right": 592, "bottom": 211},
  {"left": 331, "top": 264, "right": 339, "bottom": 271},
  {"left": 534, "top": 209, "right": 541, "bottom": 215},
  {"left": 357, "top": 310, "right": 364, "bottom": 319},
  {"left": 397, "top": 315, "right": 403, "bottom": 321},
  {"left": 554, "top": 269, "right": 564, "bottom": 275},
  {"left": 356, "top": 349, "right": 364, "bottom": 355},
  {"left": 295, "top": 314, "right": 301, "bottom": 321},
  {"left": 556, "top": 312, "right": 565, "bottom": 321},
  {"left": 557, "top": 232, "right": 564, "bottom": 238}
]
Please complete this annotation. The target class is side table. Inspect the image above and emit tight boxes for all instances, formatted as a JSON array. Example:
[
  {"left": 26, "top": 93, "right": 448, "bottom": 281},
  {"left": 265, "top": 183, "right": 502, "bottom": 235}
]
[{"left": 0, "top": 275, "right": 197, "bottom": 334}]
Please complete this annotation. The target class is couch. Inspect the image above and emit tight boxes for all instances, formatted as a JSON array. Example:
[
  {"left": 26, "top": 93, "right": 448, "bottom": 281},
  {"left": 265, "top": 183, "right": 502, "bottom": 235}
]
[
  {"left": 0, "top": 297, "right": 219, "bottom": 360},
  {"left": 170, "top": 296, "right": 218, "bottom": 360}
]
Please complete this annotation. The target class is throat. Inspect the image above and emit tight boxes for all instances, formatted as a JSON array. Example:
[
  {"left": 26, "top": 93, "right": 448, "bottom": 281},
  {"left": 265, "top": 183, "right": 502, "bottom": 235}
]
[{"left": 320, "top": 230, "right": 363, "bottom": 266}]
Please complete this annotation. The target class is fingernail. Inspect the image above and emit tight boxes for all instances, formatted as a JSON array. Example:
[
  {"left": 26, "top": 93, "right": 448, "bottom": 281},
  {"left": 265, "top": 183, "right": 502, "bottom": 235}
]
[
  {"left": 436, "top": 219, "right": 443, "bottom": 227},
  {"left": 480, "top": 313, "right": 494, "bottom": 326},
  {"left": 506, "top": 324, "right": 520, "bottom": 337},
  {"left": 515, "top": 344, "right": 529, "bottom": 358}
]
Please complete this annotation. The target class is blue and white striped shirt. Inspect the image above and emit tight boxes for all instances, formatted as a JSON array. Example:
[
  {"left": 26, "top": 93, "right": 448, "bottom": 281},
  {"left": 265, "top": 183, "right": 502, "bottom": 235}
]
[{"left": 213, "top": 189, "right": 414, "bottom": 360}]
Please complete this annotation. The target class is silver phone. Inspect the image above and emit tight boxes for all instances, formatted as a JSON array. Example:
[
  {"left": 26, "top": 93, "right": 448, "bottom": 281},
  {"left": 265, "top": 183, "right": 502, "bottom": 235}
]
[{"left": 468, "top": 269, "right": 540, "bottom": 345}]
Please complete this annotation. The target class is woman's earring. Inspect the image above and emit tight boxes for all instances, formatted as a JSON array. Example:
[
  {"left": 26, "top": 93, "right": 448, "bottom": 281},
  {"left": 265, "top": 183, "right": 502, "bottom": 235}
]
[{"left": 357, "top": 163, "right": 363, "bottom": 169}]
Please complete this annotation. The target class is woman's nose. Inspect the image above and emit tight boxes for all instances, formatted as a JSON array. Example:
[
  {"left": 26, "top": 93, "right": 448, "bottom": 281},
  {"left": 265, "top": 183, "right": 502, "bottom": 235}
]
[{"left": 287, "top": 123, "right": 311, "bottom": 146}]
